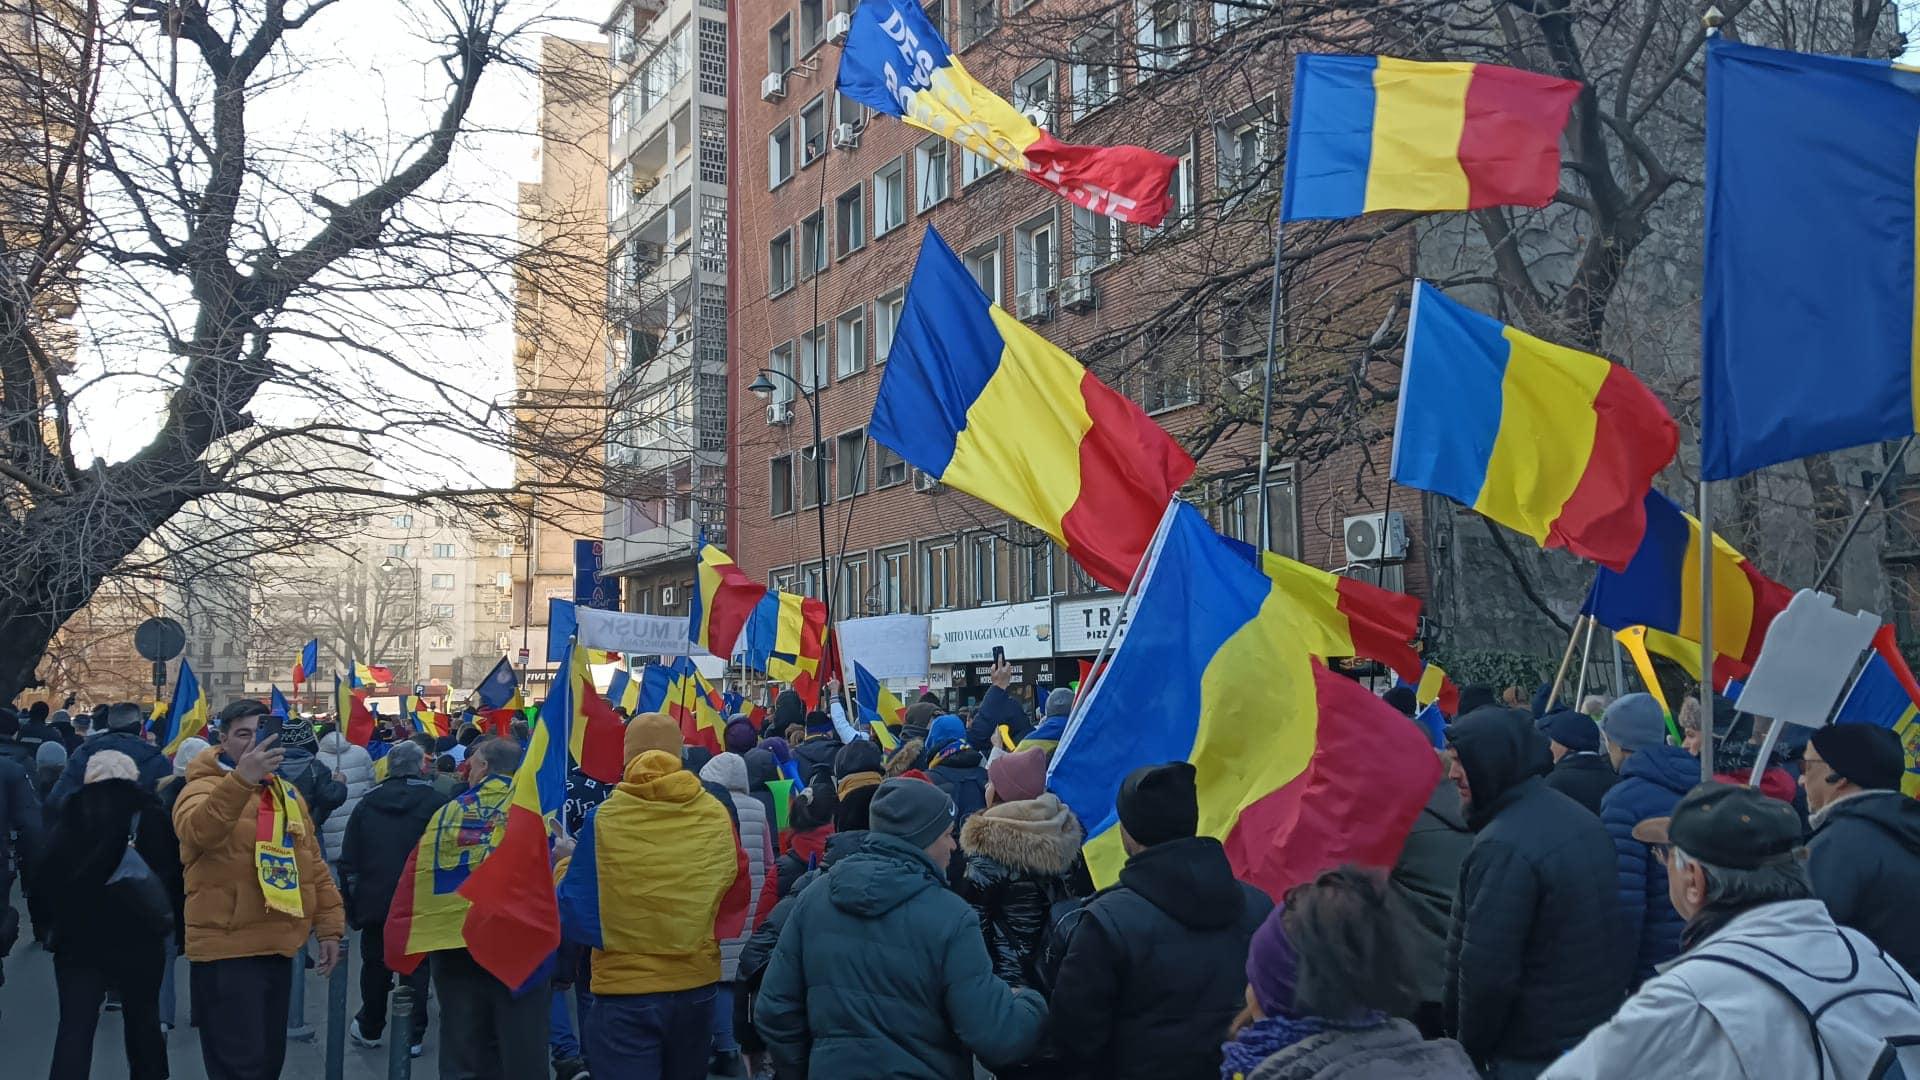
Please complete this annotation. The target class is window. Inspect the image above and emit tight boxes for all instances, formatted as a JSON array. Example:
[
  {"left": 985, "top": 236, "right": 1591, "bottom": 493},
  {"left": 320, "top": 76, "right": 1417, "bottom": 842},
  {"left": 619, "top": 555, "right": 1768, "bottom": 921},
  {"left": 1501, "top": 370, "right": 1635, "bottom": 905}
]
[
  {"left": 1144, "top": 136, "right": 1196, "bottom": 240},
  {"left": 768, "top": 230, "right": 794, "bottom": 296},
  {"left": 432, "top": 543, "right": 456, "bottom": 559},
  {"left": 837, "top": 428, "right": 868, "bottom": 496},
  {"left": 915, "top": 139, "right": 949, "bottom": 210},
  {"left": 431, "top": 632, "right": 456, "bottom": 650},
  {"left": 962, "top": 147, "right": 998, "bottom": 186},
  {"left": 1136, "top": 0, "right": 1190, "bottom": 75},
  {"left": 800, "top": 0, "right": 825, "bottom": 51},
  {"left": 802, "top": 562, "right": 826, "bottom": 599},
  {"left": 495, "top": 571, "right": 513, "bottom": 587},
  {"left": 873, "top": 158, "right": 906, "bottom": 236},
  {"left": 1220, "top": 472, "right": 1299, "bottom": 558},
  {"left": 1071, "top": 27, "right": 1118, "bottom": 119},
  {"left": 1013, "top": 65, "right": 1056, "bottom": 127},
  {"left": 430, "top": 603, "right": 456, "bottom": 620},
  {"left": 1217, "top": 105, "right": 1275, "bottom": 196},
  {"left": 839, "top": 556, "right": 871, "bottom": 616},
  {"left": 387, "top": 543, "right": 410, "bottom": 558},
  {"left": 1015, "top": 215, "right": 1058, "bottom": 309},
  {"left": 834, "top": 91, "right": 866, "bottom": 131},
  {"left": 770, "top": 455, "right": 795, "bottom": 515},
  {"left": 768, "top": 16, "right": 792, "bottom": 74},
  {"left": 768, "top": 120, "right": 793, "bottom": 187},
  {"left": 800, "top": 325, "right": 828, "bottom": 389},
  {"left": 963, "top": 241, "right": 1002, "bottom": 306},
  {"left": 1220, "top": 297, "right": 1265, "bottom": 377},
  {"left": 876, "top": 442, "right": 909, "bottom": 487},
  {"left": 919, "top": 541, "right": 957, "bottom": 610},
  {"left": 875, "top": 289, "right": 905, "bottom": 361},
  {"left": 1023, "top": 542, "right": 1060, "bottom": 599},
  {"left": 800, "top": 96, "right": 827, "bottom": 165},
  {"left": 835, "top": 185, "right": 865, "bottom": 257},
  {"left": 1072, "top": 205, "right": 1121, "bottom": 275},
  {"left": 958, "top": 0, "right": 997, "bottom": 47},
  {"left": 391, "top": 514, "right": 413, "bottom": 528},
  {"left": 969, "top": 534, "right": 1000, "bottom": 603},
  {"left": 878, "top": 546, "right": 909, "bottom": 613},
  {"left": 800, "top": 210, "right": 826, "bottom": 278},
  {"left": 431, "top": 572, "right": 456, "bottom": 589},
  {"left": 836, "top": 307, "right": 868, "bottom": 377},
  {"left": 923, "top": 0, "right": 944, "bottom": 37},
  {"left": 495, "top": 543, "right": 514, "bottom": 558},
  {"left": 1213, "top": 0, "right": 1256, "bottom": 27},
  {"left": 1144, "top": 353, "right": 1200, "bottom": 412},
  {"left": 799, "top": 441, "right": 830, "bottom": 508},
  {"left": 497, "top": 600, "right": 513, "bottom": 617},
  {"left": 769, "top": 342, "right": 796, "bottom": 403}
]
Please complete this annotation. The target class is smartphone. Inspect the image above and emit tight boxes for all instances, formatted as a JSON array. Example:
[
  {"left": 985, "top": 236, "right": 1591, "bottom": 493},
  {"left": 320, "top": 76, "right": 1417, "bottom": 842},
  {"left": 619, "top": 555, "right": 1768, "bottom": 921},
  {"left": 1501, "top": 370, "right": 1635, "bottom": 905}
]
[
  {"left": 992, "top": 644, "right": 1006, "bottom": 665},
  {"left": 255, "top": 712, "right": 284, "bottom": 747}
]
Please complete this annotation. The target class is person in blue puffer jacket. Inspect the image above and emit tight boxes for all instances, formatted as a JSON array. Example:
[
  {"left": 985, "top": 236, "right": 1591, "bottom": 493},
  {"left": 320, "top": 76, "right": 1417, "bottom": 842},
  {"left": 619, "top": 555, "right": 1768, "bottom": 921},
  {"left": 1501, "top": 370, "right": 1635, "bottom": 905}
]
[{"left": 1598, "top": 693, "right": 1700, "bottom": 987}]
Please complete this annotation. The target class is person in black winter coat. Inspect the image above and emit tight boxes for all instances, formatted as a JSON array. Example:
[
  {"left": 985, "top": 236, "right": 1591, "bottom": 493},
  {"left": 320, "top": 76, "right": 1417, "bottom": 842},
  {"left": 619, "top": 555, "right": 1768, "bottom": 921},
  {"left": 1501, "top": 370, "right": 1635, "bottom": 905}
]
[
  {"left": 0, "top": 746, "right": 41, "bottom": 980},
  {"left": 925, "top": 714, "right": 987, "bottom": 826},
  {"left": 20, "top": 702, "right": 59, "bottom": 752},
  {"left": 792, "top": 711, "right": 844, "bottom": 779},
  {"left": 1389, "top": 767, "right": 1473, "bottom": 1038},
  {"left": 1540, "top": 708, "right": 1616, "bottom": 815},
  {"left": 744, "top": 747, "right": 782, "bottom": 833},
  {"left": 1048, "top": 762, "right": 1271, "bottom": 1080},
  {"left": 766, "top": 689, "right": 807, "bottom": 739},
  {"left": 336, "top": 741, "right": 449, "bottom": 1050},
  {"left": 274, "top": 718, "right": 349, "bottom": 829},
  {"left": 0, "top": 707, "right": 39, "bottom": 772},
  {"left": 45, "top": 702, "right": 169, "bottom": 814},
  {"left": 1803, "top": 723, "right": 1920, "bottom": 977},
  {"left": 35, "top": 749, "right": 181, "bottom": 1080},
  {"left": 1443, "top": 707, "right": 1626, "bottom": 1076}
]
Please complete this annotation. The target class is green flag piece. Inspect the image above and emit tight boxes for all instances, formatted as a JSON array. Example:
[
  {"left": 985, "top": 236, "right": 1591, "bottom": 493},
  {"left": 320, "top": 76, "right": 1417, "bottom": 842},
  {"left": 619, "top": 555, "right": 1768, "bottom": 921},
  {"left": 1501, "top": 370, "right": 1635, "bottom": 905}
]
[{"left": 766, "top": 778, "right": 796, "bottom": 831}]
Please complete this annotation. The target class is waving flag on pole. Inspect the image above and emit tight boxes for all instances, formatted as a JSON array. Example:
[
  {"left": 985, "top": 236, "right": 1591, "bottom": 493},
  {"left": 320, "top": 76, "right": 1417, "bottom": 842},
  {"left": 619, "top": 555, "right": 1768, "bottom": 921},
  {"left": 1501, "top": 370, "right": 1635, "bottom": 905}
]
[
  {"left": 872, "top": 228, "right": 1195, "bottom": 592},
  {"left": 270, "top": 686, "right": 291, "bottom": 720},
  {"left": 1282, "top": 54, "right": 1579, "bottom": 221},
  {"left": 605, "top": 667, "right": 641, "bottom": 713},
  {"left": 336, "top": 676, "right": 375, "bottom": 747},
  {"left": 159, "top": 660, "right": 210, "bottom": 755},
  {"left": 691, "top": 538, "right": 773, "bottom": 663},
  {"left": 1222, "top": 537, "right": 1425, "bottom": 686},
  {"left": 1834, "top": 627, "right": 1920, "bottom": 797},
  {"left": 476, "top": 657, "right": 524, "bottom": 712},
  {"left": 292, "top": 639, "right": 318, "bottom": 688},
  {"left": 557, "top": 639, "right": 626, "bottom": 785},
  {"left": 837, "top": 0, "right": 1178, "bottom": 225},
  {"left": 1047, "top": 502, "right": 1440, "bottom": 896},
  {"left": 853, "top": 661, "right": 906, "bottom": 744},
  {"left": 1393, "top": 283, "right": 1677, "bottom": 570}
]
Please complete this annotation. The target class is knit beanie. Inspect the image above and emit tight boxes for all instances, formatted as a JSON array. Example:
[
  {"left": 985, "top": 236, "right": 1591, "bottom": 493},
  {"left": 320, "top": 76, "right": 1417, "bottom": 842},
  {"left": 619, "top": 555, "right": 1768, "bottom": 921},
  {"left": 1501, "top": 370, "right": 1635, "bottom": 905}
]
[
  {"left": 1045, "top": 687, "right": 1076, "bottom": 717},
  {"left": 279, "top": 717, "right": 318, "bottom": 749},
  {"left": 902, "top": 701, "right": 941, "bottom": 738},
  {"left": 1811, "top": 723, "right": 1906, "bottom": 791},
  {"left": 1541, "top": 709, "right": 1600, "bottom": 754},
  {"left": 84, "top": 748, "right": 139, "bottom": 784},
  {"left": 833, "top": 738, "right": 885, "bottom": 782},
  {"left": 806, "top": 710, "right": 834, "bottom": 735},
  {"left": 986, "top": 746, "right": 1049, "bottom": 803},
  {"left": 36, "top": 739, "right": 66, "bottom": 770},
  {"left": 869, "top": 777, "right": 954, "bottom": 850},
  {"left": 1116, "top": 761, "right": 1199, "bottom": 847},
  {"left": 171, "top": 736, "right": 211, "bottom": 775},
  {"left": 1245, "top": 902, "right": 1300, "bottom": 1018},
  {"left": 1381, "top": 686, "right": 1417, "bottom": 718},
  {"left": 725, "top": 719, "right": 758, "bottom": 755},
  {"left": 927, "top": 714, "right": 967, "bottom": 756},
  {"left": 624, "top": 712, "right": 682, "bottom": 763},
  {"left": 1602, "top": 693, "right": 1668, "bottom": 753}
]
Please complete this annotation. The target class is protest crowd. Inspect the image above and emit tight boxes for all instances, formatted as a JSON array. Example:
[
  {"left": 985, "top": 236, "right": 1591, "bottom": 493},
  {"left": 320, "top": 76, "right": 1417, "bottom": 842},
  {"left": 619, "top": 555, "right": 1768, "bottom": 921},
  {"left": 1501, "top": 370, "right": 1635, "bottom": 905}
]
[{"left": 2, "top": 654, "right": 1919, "bottom": 1080}]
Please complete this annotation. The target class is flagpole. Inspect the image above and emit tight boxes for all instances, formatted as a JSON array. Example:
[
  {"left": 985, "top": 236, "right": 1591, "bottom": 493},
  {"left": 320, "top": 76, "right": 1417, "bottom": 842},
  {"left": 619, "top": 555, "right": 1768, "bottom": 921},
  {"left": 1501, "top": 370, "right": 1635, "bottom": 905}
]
[
  {"left": 1572, "top": 614, "right": 1598, "bottom": 706},
  {"left": 1547, "top": 614, "right": 1586, "bottom": 709},
  {"left": 1810, "top": 433, "right": 1914, "bottom": 593},
  {"left": 1256, "top": 218, "right": 1286, "bottom": 550},
  {"left": 1697, "top": 5, "right": 1723, "bottom": 785}
]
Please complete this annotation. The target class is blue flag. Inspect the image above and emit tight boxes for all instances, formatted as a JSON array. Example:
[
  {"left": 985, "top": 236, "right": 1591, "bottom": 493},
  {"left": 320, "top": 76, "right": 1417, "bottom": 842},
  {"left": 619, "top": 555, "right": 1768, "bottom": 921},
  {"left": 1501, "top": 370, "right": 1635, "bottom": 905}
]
[
  {"left": 270, "top": 686, "right": 291, "bottom": 720},
  {"left": 1702, "top": 40, "right": 1920, "bottom": 479},
  {"left": 547, "top": 599, "right": 577, "bottom": 664}
]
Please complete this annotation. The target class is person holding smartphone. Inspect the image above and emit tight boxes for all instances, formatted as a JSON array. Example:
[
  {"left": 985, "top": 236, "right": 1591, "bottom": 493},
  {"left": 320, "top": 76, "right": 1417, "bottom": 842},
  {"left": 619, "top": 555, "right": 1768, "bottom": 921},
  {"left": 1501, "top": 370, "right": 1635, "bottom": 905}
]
[{"left": 173, "top": 700, "right": 345, "bottom": 1078}]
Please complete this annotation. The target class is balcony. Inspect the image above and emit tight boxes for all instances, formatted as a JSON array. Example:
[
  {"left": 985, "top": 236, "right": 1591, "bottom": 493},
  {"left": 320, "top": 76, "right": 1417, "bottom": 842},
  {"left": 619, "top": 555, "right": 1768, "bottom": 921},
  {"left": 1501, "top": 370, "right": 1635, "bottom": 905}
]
[{"left": 601, "top": 516, "right": 697, "bottom": 575}]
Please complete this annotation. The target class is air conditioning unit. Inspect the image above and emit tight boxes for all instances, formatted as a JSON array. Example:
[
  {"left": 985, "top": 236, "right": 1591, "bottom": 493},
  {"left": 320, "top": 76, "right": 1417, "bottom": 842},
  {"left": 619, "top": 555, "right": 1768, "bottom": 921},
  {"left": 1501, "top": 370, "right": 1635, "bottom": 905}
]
[
  {"left": 661, "top": 585, "right": 677, "bottom": 606},
  {"left": 767, "top": 400, "right": 795, "bottom": 426},
  {"left": 761, "top": 71, "right": 786, "bottom": 101},
  {"left": 1015, "top": 288, "right": 1054, "bottom": 322},
  {"left": 826, "top": 11, "right": 852, "bottom": 42},
  {"left": 1021, "top": 105, "right": 1051, "bottom": 130},
  {"left": 832, "top": 122, "right": 860, "bottom": 149},
  {"left": 1060, "top": 273, "right": 1096, "bottom": 312},
  {"left": 912, "top": 468, "right": 941, "bottom": 493},
  {"left": 1344, "top": 511, "right": 1409, "bottom": 564}
]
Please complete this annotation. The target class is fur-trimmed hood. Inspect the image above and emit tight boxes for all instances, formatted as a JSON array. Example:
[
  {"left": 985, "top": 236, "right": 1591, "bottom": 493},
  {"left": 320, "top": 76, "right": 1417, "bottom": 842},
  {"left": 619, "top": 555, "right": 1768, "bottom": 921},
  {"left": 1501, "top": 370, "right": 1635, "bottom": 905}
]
[{"left": 959, "top": 792, "right": 1082, "bottom": 875}]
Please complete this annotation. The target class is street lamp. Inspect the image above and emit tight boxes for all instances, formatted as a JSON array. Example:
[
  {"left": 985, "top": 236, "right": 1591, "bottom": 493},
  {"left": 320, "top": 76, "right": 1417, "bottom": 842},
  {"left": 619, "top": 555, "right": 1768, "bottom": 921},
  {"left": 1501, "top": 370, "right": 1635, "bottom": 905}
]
[{"left": 749, "top": 368, "right": 831, "bottom": 631}]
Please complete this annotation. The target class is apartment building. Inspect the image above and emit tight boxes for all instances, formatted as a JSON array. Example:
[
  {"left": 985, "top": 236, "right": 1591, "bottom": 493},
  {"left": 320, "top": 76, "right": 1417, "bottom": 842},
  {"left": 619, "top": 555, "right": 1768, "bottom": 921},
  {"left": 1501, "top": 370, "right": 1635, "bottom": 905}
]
[
  {"left": 728, "top": 0, "right": 1418, "bottom": 705},
  {"left": 598, "top": 0, "right": 735, "bottom": 621}
]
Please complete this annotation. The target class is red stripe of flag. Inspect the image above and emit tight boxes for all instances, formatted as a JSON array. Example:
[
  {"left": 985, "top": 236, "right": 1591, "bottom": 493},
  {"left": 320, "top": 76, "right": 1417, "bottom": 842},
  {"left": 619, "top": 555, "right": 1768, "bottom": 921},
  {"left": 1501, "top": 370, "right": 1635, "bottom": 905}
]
[
  {"left": 1058, "top": 374, "right": 1197, "bottom": 592},
  {"left": 1549, "top": 364, "right": 1680, "bottom": 571},
  {"left": 1458, "top": 64, "right": 1581, "bottom": 209},
  {"left": 1734, "top": 564, "right": 1794, "bottom": 664},
  {"left": 383, "top": 845, "right": 425, "bottom": 975},
  {"left": 455, "top": 803, "right": 559, "bottom": 988},
  {"left": 575, "top": 676, "right": 626, "bottom": 785},
  {"left": 702, "top": 554, "right": 770, "bottom": 662},
  {"left": 1332, "top": 576, "right": 1424, "bottom": 686},
  {"left": 1020, "top": 131, "right": 1180, "bottom": 227}
]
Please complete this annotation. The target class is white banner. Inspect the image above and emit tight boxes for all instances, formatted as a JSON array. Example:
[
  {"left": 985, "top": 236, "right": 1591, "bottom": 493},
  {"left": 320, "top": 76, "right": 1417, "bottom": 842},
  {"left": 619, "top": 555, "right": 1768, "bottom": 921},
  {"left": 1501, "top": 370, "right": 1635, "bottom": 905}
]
[
  {"left": 837, "top": 614, "right": 933, "bottom": 679},
  {"left": 929, "top": 601, "right": 1052, "bottom": 664},
  {"left": 574, "top": 607, "right": 709, "bottom": 658}
]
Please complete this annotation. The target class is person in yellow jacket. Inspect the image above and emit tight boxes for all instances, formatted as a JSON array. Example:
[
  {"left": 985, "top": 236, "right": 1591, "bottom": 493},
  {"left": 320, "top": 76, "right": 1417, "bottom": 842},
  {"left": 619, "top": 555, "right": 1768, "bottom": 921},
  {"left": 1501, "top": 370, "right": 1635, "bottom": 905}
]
[
  {"left": 174, "top": 700, "right": 345, "bottom": 1078},
  {"left": 557, "top": 714, "right": 740, "bottom": 1080}
]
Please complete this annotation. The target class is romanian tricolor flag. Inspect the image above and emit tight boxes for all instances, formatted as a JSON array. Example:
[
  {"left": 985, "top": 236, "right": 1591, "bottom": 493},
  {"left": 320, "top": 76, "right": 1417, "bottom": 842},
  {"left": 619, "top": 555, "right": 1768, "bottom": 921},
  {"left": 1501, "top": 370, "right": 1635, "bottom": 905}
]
[
  {"left": 384, "top": 773, "right": 515, "bottom": 976},
  {"left": 451, "top": 679, "right": 570, "bottom": 987},
  {"left": 690, "top": 538, "right": 829, "bottom": 692},
  {"left": 1393, "top": 282, "right": 1677, "bottom": 571},
  {"left": 351, "top": 661, "right": 395, "bottom": 689},
  {"left": 404, "top": 696, "right": 449, "bottom": 739},
  {"left": 853, "top": 661, "right": 906, "bottom": 745},
  {"left": 476, "top": 656, "right": 524, "bottom": 712},
  {"left": 555, "top": 639, "right": 626, "bottom": 784},
  {"left": 1415, "top": 663, "right": 1459, "bottom": 716},
  {"left": 1281, "top": 54, "right": 1580, "bottom": 221},
  {"left": 872, "top": 227, "right": 1195, "bottom": 592},
  {"left": 292, "top": 639, "right": 318, "bottom": 689},
  {"left": 1583, "top": 491, "right": 1792, "bottom": 669},
  {"left": 335, "top": 676, "right": 375, "bottom": 747},
  {"left": 669, "top": 660, "right": 729, "bottom": 754},
  {"left": 836, "top": 0, "right": 1178, "bottom": 225},
  {"left": 159, "top": 659, "right": 210, "bottom": 755},
  {"left": 690, "top": 538, "right": 768, "bottom": 662},
  {"left": 1223, "top": 538, "right": 1424, "bottom": 686},
  {"left": 1835, "top": 627, "right": 1920, "bottom": 797},
  {"left": 1047, "top": 503, "right": 1441, "bottom": 896},
  {"left": 605, "top": 667, "right": 641, "bottom": 713}
]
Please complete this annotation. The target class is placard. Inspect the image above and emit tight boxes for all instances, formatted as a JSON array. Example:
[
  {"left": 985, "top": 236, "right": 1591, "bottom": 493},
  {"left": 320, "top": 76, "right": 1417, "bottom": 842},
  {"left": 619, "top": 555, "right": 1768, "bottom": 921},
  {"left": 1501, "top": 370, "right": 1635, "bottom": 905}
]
[{"left": 837, "top": 614, "right": 933, "bottom": 679}]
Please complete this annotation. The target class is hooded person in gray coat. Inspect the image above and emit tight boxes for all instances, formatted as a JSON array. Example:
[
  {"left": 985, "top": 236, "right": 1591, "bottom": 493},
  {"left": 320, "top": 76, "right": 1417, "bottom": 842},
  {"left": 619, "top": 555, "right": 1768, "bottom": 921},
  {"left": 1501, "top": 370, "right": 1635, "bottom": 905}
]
[{"left": 755, "top": 778, "right": 1046, "bottom": 1079}]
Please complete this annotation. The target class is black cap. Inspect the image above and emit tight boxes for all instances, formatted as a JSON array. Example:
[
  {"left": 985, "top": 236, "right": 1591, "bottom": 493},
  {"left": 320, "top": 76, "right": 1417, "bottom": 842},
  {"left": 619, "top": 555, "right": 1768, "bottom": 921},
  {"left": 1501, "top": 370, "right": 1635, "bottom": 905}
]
[
  {"left": 1810, "top": 723, "right": 1906, "bottom": 792},
  {"left": 1633, "top": 782, "right": 1802, "bottom": 870},
  {"left": 1117, "top": 762, "right": 1198, "bottom": 847}
]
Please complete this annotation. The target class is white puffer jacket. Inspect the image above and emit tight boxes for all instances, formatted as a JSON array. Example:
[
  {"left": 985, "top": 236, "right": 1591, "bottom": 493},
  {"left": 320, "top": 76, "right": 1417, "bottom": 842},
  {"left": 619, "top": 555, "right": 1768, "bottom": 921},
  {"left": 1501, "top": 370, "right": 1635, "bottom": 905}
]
[
  {"left": 316, "top": 731, "right": 375, "bottom": 863},
  {"left": 699, "top": 751, "right": 775, "bottom": 980}
]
